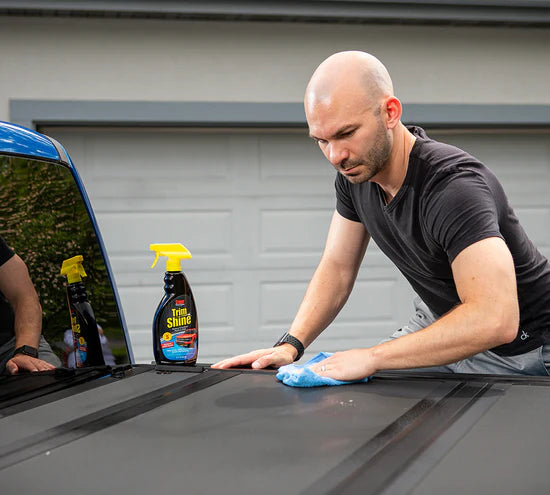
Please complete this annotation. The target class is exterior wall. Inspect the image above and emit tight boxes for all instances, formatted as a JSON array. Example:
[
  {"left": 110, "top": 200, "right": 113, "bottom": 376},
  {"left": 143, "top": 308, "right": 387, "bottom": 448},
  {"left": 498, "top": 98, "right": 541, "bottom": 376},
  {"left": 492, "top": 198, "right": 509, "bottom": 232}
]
[{"left": 1, "top": 16, "right": 549, "bottom": 123}]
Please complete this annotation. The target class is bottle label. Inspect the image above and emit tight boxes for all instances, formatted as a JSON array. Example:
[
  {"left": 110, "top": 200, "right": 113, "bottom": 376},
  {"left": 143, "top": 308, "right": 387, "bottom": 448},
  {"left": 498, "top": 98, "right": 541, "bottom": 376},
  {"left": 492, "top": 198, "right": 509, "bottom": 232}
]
[
  {"left": 159, "top": 298, "right": 197, "bottom": 362},
  {"left": 70, "top": 310, "right": 88, "bottom": 367}
]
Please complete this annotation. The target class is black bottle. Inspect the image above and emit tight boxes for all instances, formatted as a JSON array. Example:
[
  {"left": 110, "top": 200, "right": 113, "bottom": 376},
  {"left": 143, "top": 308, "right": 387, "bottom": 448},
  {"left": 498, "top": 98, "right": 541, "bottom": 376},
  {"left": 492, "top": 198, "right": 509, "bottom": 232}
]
[
  {"left": 61, "top": 256, "right": 105, "bottom": 367},
  {"left": 151, "top": 244, "right": 198, "bottom": 365}
]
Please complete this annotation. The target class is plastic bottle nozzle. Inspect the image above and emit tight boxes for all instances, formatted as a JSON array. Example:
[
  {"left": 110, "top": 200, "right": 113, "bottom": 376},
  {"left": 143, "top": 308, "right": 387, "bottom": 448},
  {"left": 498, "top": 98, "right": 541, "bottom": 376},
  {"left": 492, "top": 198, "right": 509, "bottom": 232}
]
[
  {"left": 150, "top": 243, "right": 192, "bottom": 272},
  {"left": 60, "top": 255, "right": 87, "bottom": 284}
]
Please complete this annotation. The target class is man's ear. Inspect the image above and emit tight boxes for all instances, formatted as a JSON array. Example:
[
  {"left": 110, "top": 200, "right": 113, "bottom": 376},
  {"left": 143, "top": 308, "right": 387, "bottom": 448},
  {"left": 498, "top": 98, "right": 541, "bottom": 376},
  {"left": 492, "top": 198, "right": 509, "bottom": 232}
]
[{"left": 384, "top": 96, "right": 402, "bottom": 129}]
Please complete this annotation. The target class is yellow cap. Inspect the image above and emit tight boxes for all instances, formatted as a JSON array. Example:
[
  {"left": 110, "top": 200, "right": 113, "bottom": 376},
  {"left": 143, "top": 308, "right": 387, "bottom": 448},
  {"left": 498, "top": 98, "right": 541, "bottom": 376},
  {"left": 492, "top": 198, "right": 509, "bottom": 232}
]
[
  {"left": 150, "top": 243, "right": 192, "bottom": 272},
  {"left": 60, "top": 255, "right": 87, "bottom": 284}
]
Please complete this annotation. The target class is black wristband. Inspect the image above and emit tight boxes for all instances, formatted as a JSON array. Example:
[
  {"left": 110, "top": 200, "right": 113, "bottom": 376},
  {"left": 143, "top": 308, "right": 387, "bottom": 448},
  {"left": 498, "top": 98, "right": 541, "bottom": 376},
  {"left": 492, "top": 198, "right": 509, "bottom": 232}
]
[
  {"left": 13, "top": 345, "right": 39, "bottom": 359},
  {"left": 273, "top": 332, "right": 305, "bottom": 361}
]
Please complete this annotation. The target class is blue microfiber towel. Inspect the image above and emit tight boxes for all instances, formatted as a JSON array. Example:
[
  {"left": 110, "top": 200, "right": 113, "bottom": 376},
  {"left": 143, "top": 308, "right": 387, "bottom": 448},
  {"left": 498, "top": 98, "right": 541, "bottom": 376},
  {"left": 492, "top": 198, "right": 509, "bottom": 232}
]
[{"left": 276, "top": 352, "right": 371, "bottom": 388}]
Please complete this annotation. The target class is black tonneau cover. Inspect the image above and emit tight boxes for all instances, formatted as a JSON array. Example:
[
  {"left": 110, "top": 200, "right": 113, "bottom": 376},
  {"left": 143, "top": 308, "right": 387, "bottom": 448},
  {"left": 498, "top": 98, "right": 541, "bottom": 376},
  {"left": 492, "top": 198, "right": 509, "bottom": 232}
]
[{"left": 2, "top": 367, "right": 548, "bottom": 494}]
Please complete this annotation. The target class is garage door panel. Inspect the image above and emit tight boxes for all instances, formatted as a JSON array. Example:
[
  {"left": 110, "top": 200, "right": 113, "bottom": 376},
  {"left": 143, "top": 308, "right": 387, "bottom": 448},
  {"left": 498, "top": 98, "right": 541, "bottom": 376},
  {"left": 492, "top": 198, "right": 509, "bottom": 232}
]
[
  {"left": 260, "top": 208, "right": 333, "bottom": 255},
  {"left": 259, "top": 133, "right": 332, "bottom": 179},
  {"left": 88, "top": 180, "right": 334, "bottom": 203},
  {"left": 503, "top": 181, "right": 550, "bottom": 207},
  {"left": 256, "top": 195, "right": 334, "bottom": 212},
  {"left": 259, "top": 281, "right": 307, "bottom": 326},
  {"left": 86, "top": 177, "right": 250, "bottom": 201},
  {"left": 193, "top": 283, "right": 235, "bottom": 327},
  {"left": 99, "top": 210, "right": 233, "bottom": 255},
  {"left": 260, "top": 278, "right": 399, "bottom": 326},
  {"left": 94, "top": 196, "right": 241, "bottom": 213},
  {"left": 85, "top": 131, "right": 235, "bottom": 179},
  {"left": 514, "top": 207, "right": 550, "bottom": 247}
]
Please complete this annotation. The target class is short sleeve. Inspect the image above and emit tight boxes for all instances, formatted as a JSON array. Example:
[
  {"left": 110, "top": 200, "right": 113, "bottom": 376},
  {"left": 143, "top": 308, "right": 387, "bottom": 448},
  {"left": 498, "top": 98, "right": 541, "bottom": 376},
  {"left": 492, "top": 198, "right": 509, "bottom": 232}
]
[
  {"left": 335, "top": 173, "right": 361, "bottom": 222},
  {"left": 423, "top": 170, "right": 504, "bottom": 263}
]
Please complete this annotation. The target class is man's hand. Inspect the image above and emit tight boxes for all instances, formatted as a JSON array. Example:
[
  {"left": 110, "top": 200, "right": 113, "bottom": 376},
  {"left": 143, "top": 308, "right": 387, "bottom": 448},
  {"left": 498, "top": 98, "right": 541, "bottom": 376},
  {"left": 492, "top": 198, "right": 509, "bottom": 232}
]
[
  {"left": 309, "top": 348, "right": 375, "bottom": 382},
  {"left": 6, "top": 354, "right": 56, "bottom": 374},
  {"left": 212, "top": 345, "right": 297, "bottom": 370}
]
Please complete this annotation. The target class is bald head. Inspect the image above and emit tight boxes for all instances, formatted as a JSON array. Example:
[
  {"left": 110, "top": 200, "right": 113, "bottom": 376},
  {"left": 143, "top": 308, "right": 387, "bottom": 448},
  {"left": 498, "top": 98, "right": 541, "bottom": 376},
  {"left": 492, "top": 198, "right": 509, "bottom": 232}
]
[{"left": 305, "top": 51, "right": 394, "bottom": 114}]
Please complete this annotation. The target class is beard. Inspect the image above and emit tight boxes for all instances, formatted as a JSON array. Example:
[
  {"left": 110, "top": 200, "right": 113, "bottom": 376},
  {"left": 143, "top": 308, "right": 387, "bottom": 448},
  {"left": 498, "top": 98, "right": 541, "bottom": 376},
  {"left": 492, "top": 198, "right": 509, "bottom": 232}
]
[{"left": 340, "top": 119, "right": 392, "bottom": 184}]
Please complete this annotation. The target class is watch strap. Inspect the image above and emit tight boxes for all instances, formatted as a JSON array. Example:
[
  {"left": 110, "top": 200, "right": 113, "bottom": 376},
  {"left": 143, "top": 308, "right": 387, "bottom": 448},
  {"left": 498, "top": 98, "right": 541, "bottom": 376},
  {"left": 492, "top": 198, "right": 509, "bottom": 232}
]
[
  {"left": 274, "top": 332, "right": 305, "bottom": 361},
  {"left": 13, "top": 345, "right": 39, "bottom": 359}
]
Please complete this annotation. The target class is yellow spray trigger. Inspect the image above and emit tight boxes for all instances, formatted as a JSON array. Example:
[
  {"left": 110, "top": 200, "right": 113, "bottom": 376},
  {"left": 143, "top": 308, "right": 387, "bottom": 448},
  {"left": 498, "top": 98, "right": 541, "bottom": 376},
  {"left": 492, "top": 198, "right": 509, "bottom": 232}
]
[
  {"left": 60, "top": 255, "right": 87, "bottom": 284},
  {"left": 150, "top": 243, "right": 192, "bottom": 272}
]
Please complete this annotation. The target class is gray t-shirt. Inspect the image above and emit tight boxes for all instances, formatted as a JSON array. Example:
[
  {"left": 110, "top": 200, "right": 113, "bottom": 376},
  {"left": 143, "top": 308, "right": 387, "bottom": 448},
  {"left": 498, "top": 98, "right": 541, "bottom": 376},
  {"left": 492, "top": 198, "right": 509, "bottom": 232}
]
[{"left": 336, "top": 126, "right": 550, "bottom": 356}]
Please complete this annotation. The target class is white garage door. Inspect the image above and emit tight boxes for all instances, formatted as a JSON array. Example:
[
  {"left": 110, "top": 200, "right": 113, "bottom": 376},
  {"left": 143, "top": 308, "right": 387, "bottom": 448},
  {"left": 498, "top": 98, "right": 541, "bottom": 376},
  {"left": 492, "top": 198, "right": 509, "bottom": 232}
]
[{"left": 43, "top": 127, "right": 550, "bottom": 364}]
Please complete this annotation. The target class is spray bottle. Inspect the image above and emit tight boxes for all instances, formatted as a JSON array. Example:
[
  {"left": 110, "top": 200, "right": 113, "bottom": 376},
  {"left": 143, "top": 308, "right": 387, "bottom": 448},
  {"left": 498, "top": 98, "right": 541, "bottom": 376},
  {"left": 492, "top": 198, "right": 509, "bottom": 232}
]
[
  {"left": 60, "top": 255, "right": 105, "bottom": 367},
  {"left": 150, "top": 243, "right": 198, "bottom": 365}
]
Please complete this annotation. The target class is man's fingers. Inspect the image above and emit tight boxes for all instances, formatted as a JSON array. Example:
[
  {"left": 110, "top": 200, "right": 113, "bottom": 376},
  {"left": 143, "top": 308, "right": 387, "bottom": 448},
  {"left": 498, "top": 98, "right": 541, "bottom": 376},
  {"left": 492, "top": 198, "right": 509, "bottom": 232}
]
[
  {"left": 251, "top": 351, "right": 288, "bottom": 369},
  {"left": 37, "top": 361, "right": 55, "bottom": 371},
  {"left": 213, "top": 347, "right": 295, "bottom": 370},
  {"left": 212, "top": 350, "right": 268, "bottom": 369},
  {"left": 7, "top": 355, "right": 55, "bottom": 374},
  {"left": 311, "top": 362, "right": 328, "bottom": 375},
  {"left": 311, "top": 356, "right": 337, "bottom": 376},
  {"left": 251, "top": 352, "right": 277, "bottom": 369},
  {"left": 6, "top": 360, "right": 18, "bottom": 375}
]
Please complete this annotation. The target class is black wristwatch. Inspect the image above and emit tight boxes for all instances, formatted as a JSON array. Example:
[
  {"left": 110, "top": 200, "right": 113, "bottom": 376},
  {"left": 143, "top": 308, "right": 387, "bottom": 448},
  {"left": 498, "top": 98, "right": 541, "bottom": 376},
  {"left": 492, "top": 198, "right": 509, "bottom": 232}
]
[
  {"left": 13, "top": 345, "right": 39, "bottom": 359},
  {"left": 274, "top": 332, "right": 305, "bottom": 361}
]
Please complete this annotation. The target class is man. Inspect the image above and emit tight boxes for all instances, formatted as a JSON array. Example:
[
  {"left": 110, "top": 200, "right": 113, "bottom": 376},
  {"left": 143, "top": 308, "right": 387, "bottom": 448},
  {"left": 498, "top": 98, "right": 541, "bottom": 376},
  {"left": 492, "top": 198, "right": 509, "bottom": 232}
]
[
  {"left": 213, "top": 51, "right": 550, "bottom": 379},
  {"left": 0, "top": 235, "right": 60, "bottom": 374}
]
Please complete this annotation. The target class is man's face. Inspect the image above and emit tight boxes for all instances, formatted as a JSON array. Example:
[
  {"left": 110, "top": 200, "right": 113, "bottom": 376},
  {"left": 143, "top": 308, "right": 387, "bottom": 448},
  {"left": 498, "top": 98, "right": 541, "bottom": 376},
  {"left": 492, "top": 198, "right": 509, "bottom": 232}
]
[{"left": 306, "top": 98, "right": 392, "bottom": 184}]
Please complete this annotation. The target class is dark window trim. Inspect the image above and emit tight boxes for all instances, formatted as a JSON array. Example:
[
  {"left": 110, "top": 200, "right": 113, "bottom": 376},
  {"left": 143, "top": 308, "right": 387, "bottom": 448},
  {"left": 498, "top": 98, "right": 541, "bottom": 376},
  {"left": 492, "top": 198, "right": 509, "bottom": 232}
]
[
  {"left": 0, "top": 1, "right": 549, "bottom": 27},
  {"left": 10, "top": 100, "right": 550, "bottom": 131}
]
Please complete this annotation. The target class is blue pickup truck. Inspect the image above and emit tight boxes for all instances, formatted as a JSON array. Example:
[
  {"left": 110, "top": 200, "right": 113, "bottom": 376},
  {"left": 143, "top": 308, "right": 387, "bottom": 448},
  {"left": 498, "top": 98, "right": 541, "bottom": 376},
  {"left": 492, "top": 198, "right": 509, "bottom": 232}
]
[{"left": 1, "top": 121, "right": 548, "bottom": 495}]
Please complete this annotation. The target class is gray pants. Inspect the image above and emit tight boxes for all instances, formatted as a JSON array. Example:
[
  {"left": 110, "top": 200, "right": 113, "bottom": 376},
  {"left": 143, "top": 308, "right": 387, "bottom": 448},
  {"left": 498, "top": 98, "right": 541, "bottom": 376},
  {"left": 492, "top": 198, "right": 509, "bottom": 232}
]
[
  {"left": 0, "top": 335, "right": 62, "bottom": 374},
  {"left": 383, "top": 297, "right": 550, "bottom": 376}
]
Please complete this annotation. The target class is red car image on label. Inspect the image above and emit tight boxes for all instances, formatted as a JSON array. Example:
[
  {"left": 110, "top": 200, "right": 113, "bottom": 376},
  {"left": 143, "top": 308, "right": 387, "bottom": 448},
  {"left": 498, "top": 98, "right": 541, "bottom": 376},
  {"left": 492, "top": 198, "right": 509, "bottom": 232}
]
[{"left": 176, "top": 333, "right": 197, "bottom": 348}]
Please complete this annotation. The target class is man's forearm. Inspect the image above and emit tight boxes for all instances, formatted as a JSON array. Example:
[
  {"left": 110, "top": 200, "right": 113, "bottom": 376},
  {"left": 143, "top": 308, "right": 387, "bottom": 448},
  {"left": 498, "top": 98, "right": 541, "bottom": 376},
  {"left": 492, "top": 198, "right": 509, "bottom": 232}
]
[
  {"left": 370, "top": 237, "right": 520, "bottom": 372},
  {"left": 12, "top": 296, "right": 43, "bottom": 349},
  {"left": 370, "top": 300, "right": 518, "bottom": 372},
  {"left": 310, "top": 299, "right": 520, "bottom": 383}
]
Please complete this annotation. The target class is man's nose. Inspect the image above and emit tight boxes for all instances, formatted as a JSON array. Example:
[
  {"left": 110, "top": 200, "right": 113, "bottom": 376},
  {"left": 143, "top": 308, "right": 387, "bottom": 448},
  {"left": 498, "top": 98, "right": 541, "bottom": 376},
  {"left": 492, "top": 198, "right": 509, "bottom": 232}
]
[{"left": 326, "top": 142, "right": 349, "bottom": 167}]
